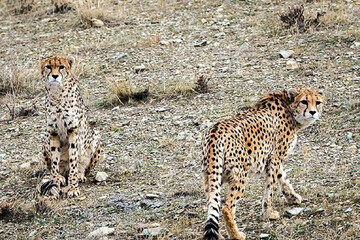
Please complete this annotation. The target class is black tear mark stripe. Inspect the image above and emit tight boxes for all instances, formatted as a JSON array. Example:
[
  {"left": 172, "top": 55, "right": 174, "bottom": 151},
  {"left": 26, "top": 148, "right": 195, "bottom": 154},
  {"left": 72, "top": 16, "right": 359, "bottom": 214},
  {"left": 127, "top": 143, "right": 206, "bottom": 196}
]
[{"left": 303, "top": 99, "right": 308, "bottom": 116}]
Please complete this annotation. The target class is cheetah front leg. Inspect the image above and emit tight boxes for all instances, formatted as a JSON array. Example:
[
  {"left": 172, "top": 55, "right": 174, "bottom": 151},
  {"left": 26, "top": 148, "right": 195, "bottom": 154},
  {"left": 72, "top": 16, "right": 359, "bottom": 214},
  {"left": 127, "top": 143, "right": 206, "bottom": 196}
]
[
  {"left": 49, "top": 134, "right": 66, "bottom": 188},
  {"left": 262, "top": 162, "right": 280, "bottom": 221},
  {"left": 67, "top": 129, "right": 80, "bottom": 198},
  {"left": 277, "top": 164, "right": 302, "bottom": 204}
]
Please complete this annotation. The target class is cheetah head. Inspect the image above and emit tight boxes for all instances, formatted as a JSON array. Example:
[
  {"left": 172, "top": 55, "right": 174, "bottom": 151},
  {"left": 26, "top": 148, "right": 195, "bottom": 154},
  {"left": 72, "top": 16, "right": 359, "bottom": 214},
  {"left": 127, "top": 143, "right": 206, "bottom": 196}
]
[
  {"left": 288, "top": 88, "right": 325, "bottom": 128},
  {"left": 41, "top": 56, "right": 73, "bottom": 85}
]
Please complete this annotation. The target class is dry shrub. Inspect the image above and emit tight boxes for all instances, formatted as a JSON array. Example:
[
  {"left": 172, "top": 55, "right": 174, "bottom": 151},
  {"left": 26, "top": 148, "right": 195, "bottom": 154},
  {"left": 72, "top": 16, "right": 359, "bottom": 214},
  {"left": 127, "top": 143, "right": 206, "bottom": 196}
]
[
  {"left": 0, "top": 200, "right": 35, "bottom": 223},
  {"left": 0, "top": 58, "right": 37, "bottom": 96},
  {"left": 280, "top": 5, "right": 325, "bottom": 31},
  {"left": 194, "top": 75, "right": 210, "bottom": 93},
  {"left": 1, "top": 0, "right": 36, "bottom": 15},
  {"left": 173, "top": 75, "right": 211, "bottom": 96},
  {"left": 75, "top": 0, "right": 108, "bottom": 27},
  {"left": 108, "top": 79, "right": 149, "bottom": 105},
  {"left": 52, "top": 0, "right": 72, "bottom": 13}
]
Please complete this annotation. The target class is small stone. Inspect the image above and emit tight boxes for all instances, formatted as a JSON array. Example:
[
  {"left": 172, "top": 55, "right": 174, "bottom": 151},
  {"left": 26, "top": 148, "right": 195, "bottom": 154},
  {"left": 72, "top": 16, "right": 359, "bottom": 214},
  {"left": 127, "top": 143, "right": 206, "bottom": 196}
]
[
  {"left": 260, "top": 233, "right": 270, "bottom": 239},
  {"left": 0, "top": 154, "right": 6, "bottom": 159},
  {"left": 142, "top": 227, "right": 165, "bottom": 236},
  {"left": 114, "top": 53, "right": 128, "bottom": 62},
  {"left": 194, "top": 40, "right": 207, "bottom": 47},
  {"left": 279, "top": 50, "right": 295, "bottom": 59},
  {"left": 286, "top": 207, "right": 304, "bottom": 216},
  {"left": 95, "top": 172, "right": 108, "bottom": 182},
  {"left": 344, "top": 208, "right": 352, "bottom": 213},
  {"left": 91, "top": 18, "right": 104, "bottom": 27},
  {"left": 159, "top": 40, "right": 170, "bottom": 45},
  {"left": 240, "top": 42, "right": 250, "bottom": 49},
  {"left": 134, "top": 65, "right": 146, "bottom": 73},
  {"left": 304, "top": 207, "right": 312, "bottom": 212},
  {"left": 155, "top": 107, "right": 167, "bottom": 112},
  {"left": 20, "top": 162, "right": 31, "bottom": 169},
  {"left": 351, "top": 65, "right": 359, "bottom": 71},
  {"left": 146, "top": 194, "right": 159, "bottom": 199},
  {"left": 286, "top": 59, "right": 299, "bottom": 69},
  {"left": 346, "top": 132, "right": 353, "bottom": 140},
  {"left": 28, "top": 230, "right": 37, "bottom": 237},
  {"left": 87, "top": 227, "right": 115, "bottom": 239},
  {"left": 350, "top": 41, "right": 360, "bottom": 49},
  {"left": 41, "top": 17, "right": 58, "bottom": 23}
]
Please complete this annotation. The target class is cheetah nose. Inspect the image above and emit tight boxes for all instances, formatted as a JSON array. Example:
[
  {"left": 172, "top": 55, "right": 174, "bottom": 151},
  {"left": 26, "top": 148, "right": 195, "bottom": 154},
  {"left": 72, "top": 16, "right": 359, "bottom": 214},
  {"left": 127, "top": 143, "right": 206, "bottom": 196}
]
[
  {"left": 52, "top": 74, "right": 59, "bottom": 79},
  {"left": 309, "top": 110, "right": 316, "bottom": 115}
]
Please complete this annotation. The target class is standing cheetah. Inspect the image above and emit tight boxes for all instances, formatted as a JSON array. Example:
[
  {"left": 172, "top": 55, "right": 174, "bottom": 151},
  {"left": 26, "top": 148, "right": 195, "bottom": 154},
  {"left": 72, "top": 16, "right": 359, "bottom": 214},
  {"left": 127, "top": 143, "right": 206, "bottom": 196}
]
[
  {"left": 38, "top": 56, "right": 102, "bottom": 199},
  {"left": 202, "top": 88, "right": 325, "bottom": 240}
]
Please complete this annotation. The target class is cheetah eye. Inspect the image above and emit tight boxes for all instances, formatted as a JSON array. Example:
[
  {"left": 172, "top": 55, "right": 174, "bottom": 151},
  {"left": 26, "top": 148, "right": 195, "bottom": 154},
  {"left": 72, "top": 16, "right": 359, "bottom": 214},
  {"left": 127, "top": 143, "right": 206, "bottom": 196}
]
[
  {"left": 300, "top": 100, "right": 308, "bottom": 105},
  {"left": 59, "top": 65, "right": 65, "bottom": 70},
  {"left": 316, "top": 101, "right": 322, "bottom": 105},
  {"left": 45, "top": 65, "right": 52, "bottom": 70}
]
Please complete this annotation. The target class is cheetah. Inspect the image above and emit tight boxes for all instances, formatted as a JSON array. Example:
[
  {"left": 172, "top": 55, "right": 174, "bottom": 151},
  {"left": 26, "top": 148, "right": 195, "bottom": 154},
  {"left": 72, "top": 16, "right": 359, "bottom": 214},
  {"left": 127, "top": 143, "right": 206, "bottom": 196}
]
[
  {"left": 38, "top": 56, "right": 102, "bottom": 199},
  {"left": 202, "top": 88, "right": 325, "bottom": 240}
]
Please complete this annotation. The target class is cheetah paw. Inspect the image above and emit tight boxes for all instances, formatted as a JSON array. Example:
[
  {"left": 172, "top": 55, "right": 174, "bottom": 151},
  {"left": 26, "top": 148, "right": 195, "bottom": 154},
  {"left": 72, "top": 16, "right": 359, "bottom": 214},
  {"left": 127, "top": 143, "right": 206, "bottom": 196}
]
[
  {"left": 286, "top": 193, "right": 302, "bottom": 205},
  {"left": 78, "top": 173, "right": 87, "bottom": 183},
  {"left": 263, "top": 210, "right": 280, "bottom": 221},
  {"left": 52, "top": 174, "right": 66, "bottom": 188},
  {"left": 67, "top": 187, "right": 80, "bottom": 198}
]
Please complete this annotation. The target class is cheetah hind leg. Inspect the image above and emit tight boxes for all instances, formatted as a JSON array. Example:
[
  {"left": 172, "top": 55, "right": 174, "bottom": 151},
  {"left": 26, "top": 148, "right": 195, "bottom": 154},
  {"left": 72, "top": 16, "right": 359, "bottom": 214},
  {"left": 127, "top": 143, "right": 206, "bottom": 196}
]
[
  {"left": 222, "top": 181, "right": 247, "bottom": 240},
  {"left": 85, "top": 142, "right": 102, "bottom": 177}
]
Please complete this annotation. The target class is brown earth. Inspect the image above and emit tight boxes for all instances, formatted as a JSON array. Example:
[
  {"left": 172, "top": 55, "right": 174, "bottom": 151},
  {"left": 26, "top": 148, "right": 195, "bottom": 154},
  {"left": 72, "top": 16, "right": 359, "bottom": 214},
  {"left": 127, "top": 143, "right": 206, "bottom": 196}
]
[{"left": 0, "top": 0, "right": 359, "bottom": 239}]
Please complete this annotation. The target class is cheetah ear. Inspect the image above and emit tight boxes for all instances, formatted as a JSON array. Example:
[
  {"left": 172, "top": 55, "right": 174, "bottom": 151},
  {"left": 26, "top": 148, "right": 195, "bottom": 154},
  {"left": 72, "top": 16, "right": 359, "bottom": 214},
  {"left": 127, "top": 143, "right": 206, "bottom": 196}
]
[
  {"left": 287, "top": 88, "right": 300, "bottom": 101},
  {"left": 68, "top": 59, "right": 73, "bottom": 68}
]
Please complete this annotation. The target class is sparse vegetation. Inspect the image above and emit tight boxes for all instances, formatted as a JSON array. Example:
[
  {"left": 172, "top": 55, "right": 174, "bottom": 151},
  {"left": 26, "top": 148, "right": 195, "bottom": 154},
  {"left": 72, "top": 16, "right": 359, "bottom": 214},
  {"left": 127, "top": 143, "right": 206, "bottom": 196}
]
[
  {"left": 280, "top": 5, "right": 325, "bottom": 31},
  {"left": 0, "top": 0, "right": 359, "bottom": 239}
]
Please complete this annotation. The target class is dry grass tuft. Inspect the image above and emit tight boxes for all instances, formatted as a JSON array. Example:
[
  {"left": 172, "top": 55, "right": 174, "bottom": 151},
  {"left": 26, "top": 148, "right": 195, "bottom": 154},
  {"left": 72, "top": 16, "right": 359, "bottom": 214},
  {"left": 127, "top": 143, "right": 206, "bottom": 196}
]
[
  {"left": 52, "top": 0, "right": 72, "bottom": 14},
  {"left": 0, "top": 58, "right": 38, "bottom": 96},
  {"left": 0, "top": 200, "right": 35, "bottom": 223},
  {"left": 194, "top": 75, "right": 210, "bottom": 94},
  {"left": 280, "top": 5, "right": 325, "bottom": 31},
  {"left": 108, "top": 79, "right": 149, "bottom": 105},
  {"left": 75, "top": 0, "right": 109, "bottom": 27}
]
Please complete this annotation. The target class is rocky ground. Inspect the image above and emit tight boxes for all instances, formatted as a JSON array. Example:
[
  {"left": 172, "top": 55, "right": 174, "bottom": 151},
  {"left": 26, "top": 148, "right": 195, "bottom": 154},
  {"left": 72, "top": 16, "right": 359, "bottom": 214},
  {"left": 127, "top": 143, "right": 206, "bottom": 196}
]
[{"left": 0, "top": 0, "right": 359, "bottom": 239}]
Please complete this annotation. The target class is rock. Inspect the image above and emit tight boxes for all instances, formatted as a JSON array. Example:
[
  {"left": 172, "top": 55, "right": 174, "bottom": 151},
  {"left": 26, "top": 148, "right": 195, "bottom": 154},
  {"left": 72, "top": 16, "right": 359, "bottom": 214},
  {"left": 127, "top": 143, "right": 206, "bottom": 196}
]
[
  {"left": 159, "top": 40, "right": 170, "bottom": 45},
  {"left": 286, "top": 207, "right": 304, "bottom": 216},
  {"left": 304, "top": 207, "right": 312, "bottom": 212},
  {"left": 0, "top": 154, "right": 6, "bottom": 159},
  {"left": 346, "top": 132, "right": 353, "bottom": 140},
  {"left": 135, "top": 223, "right": 160, "bottom": 231},
  {"left": 114, "top": 53, "right": 128, "bottom": 62},
  {"left": 260, "top": 233, "right": 270, "bottom": 239},
  {"left": 240, "top": 42, "right": 250, "bottom": 50},
  {"left": 352, "top": 65, "right": 359, "bottom": 71},
  {"left": 350, "top": 41, "right": 360, "bottom": 49},
  {"left": 87, "top": 227, "right": 115, "bottom": 239},
  {"left": 28, "top": 230, "right": 37, "bottom": 237},
  {"left": 344, "top": 208, "right": 352, "bottom": 213},
  {"left": 279, "top": 50, "right": 295, "bottom": 59},
  {"left": 145, "top": 194, "right": 159, "bottom": 199},
  {"left": 134, "top": 65, "right": 147, "bottom": 73},
  {"left": 194, "top": 40, "right": 207, "bottom": 47},
  {"left": 91, "top": 18, "right": 104, "bottom": 27},
  {"left": 286, "top": 59, "right": 299, "bottom": 69},
  {"left": 140, "top": 199, "right": 164, "bottom": 209},
  {"left": 20, "top": 162, "right": 31, "bottom": 169},
  {"left": 142, "top": 227, "right": 165, "bottom": 236},
  {"left": 95, "top": 172, "right": 108, "bottom": 182},
  {"left": 155, "top": 107, "right": 167, "bottom": 112},
  {"left": 41, "top": 17, "right": 58, "bottom": 23}
]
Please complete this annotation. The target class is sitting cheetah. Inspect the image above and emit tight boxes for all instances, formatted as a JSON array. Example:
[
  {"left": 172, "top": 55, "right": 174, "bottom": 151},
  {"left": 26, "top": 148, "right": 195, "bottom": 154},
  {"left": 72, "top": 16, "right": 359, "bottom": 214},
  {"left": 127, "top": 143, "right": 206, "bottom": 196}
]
[
  {"left": 202, "top": 88, "right": 325, "bottom": 240},
  {"left": 38, "top": 56, "right": 102, "bottom": 199}
]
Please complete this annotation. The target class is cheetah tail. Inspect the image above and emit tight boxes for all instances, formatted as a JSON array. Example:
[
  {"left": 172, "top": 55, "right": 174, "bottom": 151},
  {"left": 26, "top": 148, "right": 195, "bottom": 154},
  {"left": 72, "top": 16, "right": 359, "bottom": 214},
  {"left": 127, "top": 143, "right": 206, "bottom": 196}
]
[{"left": 203, "top": 149, "right": 222, "bottom": 240}]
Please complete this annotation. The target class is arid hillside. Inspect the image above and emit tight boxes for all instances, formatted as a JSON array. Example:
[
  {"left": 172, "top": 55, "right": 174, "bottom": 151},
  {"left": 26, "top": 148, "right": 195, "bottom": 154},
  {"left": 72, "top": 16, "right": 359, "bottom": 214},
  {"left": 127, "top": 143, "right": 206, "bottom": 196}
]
[{"left": 0, "top": 0, "right": 359, "bottom": 239}]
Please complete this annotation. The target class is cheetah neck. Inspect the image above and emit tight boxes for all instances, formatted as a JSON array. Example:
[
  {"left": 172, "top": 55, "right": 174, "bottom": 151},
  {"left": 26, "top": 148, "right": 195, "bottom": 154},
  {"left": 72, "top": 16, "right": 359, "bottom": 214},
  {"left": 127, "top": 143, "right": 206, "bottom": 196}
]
[{"left": 46, "top": 75, "right": 76, "bottom": 104}]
